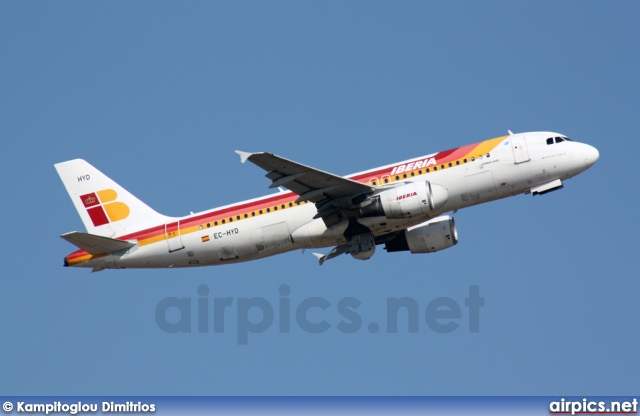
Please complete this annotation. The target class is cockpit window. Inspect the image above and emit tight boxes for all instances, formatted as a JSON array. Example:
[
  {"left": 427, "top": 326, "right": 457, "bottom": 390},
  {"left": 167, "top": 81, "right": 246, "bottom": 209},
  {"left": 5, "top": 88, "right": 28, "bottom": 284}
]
[{"left": 547, "top": 136, "right": 573, "bottom": 145}]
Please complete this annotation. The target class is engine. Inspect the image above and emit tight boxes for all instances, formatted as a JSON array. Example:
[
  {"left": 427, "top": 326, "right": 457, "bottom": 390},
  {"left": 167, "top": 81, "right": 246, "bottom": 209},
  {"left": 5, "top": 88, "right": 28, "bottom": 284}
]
[
  {"left": 361, "top": 181, "right": 448, "bottom": 220},
  {"left": 385, "top": 216, "right": 458, "bottom": 254}
]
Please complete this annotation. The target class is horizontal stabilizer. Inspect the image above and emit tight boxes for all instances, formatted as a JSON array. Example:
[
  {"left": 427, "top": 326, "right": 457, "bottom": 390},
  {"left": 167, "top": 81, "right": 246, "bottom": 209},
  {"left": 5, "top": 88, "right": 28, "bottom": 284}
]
[{"left": 61, "top": 231, "right": 135, "bottom": 255}]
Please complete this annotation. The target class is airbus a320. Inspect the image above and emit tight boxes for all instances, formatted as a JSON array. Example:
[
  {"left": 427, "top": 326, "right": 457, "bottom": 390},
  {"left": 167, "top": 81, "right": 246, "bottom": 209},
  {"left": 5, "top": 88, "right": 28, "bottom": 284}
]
[{"left": 55, "top": 131, "right": 599, "bottom": 272}]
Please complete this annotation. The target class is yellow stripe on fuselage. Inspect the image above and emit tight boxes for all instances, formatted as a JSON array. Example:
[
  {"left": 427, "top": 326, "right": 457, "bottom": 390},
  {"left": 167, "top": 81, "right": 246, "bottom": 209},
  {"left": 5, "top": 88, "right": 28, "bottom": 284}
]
[{"left": 472, "top": 136, "right": 507, "bottom": 157}]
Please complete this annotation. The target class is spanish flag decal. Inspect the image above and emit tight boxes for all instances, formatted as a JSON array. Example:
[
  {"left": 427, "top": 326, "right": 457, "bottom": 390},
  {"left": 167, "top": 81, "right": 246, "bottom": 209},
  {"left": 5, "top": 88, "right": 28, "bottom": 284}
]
[{"left": 201, "top": 235, "right": 210, "bottom": 242}]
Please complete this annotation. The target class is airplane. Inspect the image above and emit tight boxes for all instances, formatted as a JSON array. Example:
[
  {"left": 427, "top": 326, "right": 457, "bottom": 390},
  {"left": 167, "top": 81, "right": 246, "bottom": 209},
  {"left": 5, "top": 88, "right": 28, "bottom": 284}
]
[{"left": 55, "top": 131, "right": 599, "bottom": 272}]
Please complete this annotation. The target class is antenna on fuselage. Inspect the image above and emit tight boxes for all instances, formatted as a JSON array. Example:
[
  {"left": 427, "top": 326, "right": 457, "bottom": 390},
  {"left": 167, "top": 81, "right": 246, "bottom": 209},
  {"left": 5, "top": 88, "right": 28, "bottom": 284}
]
[{"left": 508, "top": 130, "right": 514, "bottom": 135}]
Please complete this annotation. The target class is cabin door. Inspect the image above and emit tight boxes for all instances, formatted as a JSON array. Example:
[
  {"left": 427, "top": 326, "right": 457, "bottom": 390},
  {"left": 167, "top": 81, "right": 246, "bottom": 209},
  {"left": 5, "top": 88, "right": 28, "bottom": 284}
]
[
  {"left": 511, "top": 135, "right": 531, "bottom": 164},
  {"left": 165, "top": 221, "right": 185, "bottom": 252}
]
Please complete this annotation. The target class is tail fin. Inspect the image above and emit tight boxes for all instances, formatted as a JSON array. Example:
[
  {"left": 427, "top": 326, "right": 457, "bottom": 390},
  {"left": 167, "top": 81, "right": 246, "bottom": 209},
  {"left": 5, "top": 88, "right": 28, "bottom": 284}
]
[{"left": 55, "top": 159, "right": 172, "bottom": 237}]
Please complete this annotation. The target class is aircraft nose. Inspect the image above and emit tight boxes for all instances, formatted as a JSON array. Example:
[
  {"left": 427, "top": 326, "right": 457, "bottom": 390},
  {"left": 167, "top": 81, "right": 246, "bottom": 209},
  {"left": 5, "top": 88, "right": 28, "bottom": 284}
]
[{"left": 584, "top": 144, "right": 599, "bottom": 168}]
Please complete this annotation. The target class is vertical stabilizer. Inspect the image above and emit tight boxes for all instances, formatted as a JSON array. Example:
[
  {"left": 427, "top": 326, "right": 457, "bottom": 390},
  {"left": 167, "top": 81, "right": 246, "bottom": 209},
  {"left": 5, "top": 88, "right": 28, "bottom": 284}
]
[{"left": 55, "top": 159, "right": 173, "bottom": 237}]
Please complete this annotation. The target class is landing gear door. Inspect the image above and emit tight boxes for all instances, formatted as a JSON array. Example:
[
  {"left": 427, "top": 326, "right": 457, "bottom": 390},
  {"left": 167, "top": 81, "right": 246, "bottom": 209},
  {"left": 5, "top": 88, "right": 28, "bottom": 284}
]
[
  {"left": 511, "top": 135, "right": 531, "bottom": 164},
  {"left": 165, "top": 221, "right": 185, "bottom": 252}
]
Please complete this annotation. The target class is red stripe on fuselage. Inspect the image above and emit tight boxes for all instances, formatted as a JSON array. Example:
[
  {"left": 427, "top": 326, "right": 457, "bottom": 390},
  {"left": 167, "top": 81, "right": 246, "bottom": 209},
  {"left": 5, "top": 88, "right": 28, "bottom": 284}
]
[{"left": 349, "top": 143, "right": 473, "bottom": 181}]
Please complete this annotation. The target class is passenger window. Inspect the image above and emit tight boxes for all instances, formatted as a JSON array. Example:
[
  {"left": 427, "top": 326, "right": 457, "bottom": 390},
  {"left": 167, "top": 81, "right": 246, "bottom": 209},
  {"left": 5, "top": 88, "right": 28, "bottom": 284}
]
[{"left": 471, "top": 157, "right": 475, "bottom": 162}]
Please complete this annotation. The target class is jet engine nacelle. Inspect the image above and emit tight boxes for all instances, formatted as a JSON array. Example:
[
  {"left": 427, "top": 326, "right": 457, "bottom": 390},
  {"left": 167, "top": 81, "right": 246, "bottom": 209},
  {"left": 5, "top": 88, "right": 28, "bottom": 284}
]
[
  {"left": 377, "top": 181, "right": 448, "bottom": 219},
  {"left": 405, "top": 215, "right": 458, "bottom": 253},
  {"left": 385, "top": 215, "right": 458, "bottom": 254}
]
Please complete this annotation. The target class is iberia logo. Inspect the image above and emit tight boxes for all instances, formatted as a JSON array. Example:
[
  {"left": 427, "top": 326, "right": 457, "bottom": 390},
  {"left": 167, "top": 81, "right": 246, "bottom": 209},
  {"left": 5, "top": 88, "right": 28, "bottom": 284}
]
[{"left": 79, "top": 189, "right": 130, "bottom": 227}]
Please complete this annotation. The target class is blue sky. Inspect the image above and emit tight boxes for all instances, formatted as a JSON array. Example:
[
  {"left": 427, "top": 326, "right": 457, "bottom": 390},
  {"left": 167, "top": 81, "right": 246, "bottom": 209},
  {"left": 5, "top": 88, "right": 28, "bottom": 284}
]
[{"left": 1, "top": 2, "right": 638, "bottom": 395}]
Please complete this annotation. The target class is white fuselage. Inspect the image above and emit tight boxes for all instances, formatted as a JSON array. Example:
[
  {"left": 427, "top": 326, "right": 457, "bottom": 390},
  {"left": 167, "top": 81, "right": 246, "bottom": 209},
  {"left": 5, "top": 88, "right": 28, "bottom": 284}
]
[{"left": 65, "top": 132, "right": 598, "bottom": 269}]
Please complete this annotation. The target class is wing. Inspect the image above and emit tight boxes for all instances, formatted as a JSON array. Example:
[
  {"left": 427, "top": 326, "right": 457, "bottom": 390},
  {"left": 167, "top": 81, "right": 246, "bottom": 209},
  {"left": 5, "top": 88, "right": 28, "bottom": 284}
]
[{"left": 236, "top": 151, "right": 376, "bottom": 225}]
